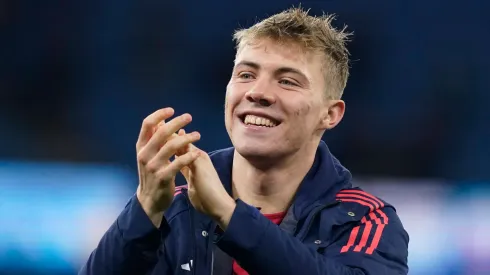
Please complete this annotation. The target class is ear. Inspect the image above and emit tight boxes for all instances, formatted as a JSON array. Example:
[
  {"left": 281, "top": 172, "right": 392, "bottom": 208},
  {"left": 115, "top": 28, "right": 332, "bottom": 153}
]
[{"left": 319, "top": 100, "right": 345, "bottom": 130}]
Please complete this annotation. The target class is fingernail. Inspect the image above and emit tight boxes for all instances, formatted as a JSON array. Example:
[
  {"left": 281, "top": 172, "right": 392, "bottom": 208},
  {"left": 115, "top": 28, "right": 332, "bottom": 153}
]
[{"left": 182, "top": 114, "right": 191, "bottom": 122}]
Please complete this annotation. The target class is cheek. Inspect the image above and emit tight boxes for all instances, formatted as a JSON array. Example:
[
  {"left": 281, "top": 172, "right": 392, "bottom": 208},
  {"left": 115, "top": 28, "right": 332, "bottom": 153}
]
[
  {"left": 224, "top": 87, "right": 239, "bottom": 122},
  {"left": 225, "top": 84, "right": 244, "bottom": 110},
  {"left": 224, "top": 89, "right": 232, "bottom": 114},
  {"left": 288, "top": 101, "right": 320, "bottom": 135},
  {"left": 293, "top": 101, "right": 313, "bottom": 118},
  {"left": 224, "top": 97, "right": 231, "bottom": 125}
]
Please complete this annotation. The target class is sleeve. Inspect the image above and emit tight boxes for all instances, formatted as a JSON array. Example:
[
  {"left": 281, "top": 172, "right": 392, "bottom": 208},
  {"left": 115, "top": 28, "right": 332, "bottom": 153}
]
[
  {"left": 325, "top": 206, "right": 409, "bottom": 274},
  {"left": 78, "top": 195, "right": 172, "bottom": 275},
  {"left": 215, "top": 200, "right": 409, "bottom": 275}
]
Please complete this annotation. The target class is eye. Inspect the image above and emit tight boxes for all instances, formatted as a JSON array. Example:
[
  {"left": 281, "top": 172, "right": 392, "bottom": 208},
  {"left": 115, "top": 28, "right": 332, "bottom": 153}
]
[
  {"left": 238, "top": 72, "right": 255, "bottom": 80},
  {"left": 279, "top": 79, "right": 297, "bottom": 86}
]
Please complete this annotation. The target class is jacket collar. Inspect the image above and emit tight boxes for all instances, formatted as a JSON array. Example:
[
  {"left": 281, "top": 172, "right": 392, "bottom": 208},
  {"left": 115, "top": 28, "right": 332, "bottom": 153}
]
[{"left": 209, "top": 140, "right": 352, "bottom": 220}]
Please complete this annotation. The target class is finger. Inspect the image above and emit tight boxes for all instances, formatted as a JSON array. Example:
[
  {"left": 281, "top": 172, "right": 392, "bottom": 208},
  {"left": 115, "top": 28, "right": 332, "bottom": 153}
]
[
  {"left": 140, "top": 133, "right": 183, "bottom": 171},
  {"left": 157, "top": 150, "right": 201, "bottom": 182},
  {"left": 143, "top": 113, "right": 193, "bottom": 157},
  {"left": 176, "top": 129, "right": 191, "bottom": 156},
  {"left": 145, "top": 132, "right": 200, "bottom": 171},
  {"left": 177, "top": 130, "right": 191, "bottom": 179},
  {"left": 136, "top": 108, "right": 174, "bottom": 151},
  {"left": 154, "top": 131, "right": 200, "bottom": 163},
  {"left": 180, "top": 165, "right": 191, "bottom": 182}
]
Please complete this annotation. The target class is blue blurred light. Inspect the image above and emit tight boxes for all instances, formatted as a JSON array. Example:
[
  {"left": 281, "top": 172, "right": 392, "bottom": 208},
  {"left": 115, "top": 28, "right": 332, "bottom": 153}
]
[{"left": 0, "top": 161, "right": 136, "bottom": 272}]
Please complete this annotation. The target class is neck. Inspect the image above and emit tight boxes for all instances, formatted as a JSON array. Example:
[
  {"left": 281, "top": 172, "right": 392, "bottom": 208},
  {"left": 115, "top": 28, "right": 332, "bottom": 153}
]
[{"left": 231, "top": 143, "right": 318, "bottom": 214}]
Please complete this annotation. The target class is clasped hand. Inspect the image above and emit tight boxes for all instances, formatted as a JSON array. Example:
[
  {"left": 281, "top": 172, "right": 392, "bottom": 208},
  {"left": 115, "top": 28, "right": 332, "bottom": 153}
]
[{"left": 135, "top": 108, "right": 235, "bottom": 228}]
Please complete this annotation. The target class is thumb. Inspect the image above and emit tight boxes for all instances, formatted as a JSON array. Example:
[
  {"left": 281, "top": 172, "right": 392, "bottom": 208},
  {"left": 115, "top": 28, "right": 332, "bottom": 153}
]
[{"left": 180, "top": 165, "right": 191, "bottom": 182}]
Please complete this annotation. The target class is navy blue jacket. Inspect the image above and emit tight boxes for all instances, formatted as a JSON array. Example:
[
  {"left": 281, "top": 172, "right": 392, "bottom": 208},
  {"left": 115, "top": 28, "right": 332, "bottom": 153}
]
[{"left": 80, "top": 141, "right": 409, "bottom": 275}]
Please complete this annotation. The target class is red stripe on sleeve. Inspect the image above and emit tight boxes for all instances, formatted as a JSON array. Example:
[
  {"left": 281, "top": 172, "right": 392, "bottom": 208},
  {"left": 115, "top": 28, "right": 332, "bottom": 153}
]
[
  {"left": 365, "top": 224, "right": 386, "bottom": 255},
  {"left": 341, "top": 209, "right": 390, "bottom": 255},
  {"left": 175, "top": 185, "right": 188, "bottom": 191},
  {"left": 376, "top": 209, "right": 389, "bottom": 224},
  {"left": 338, "top": 190, "right": 385, "bottom": 207},
  {"left": 174, "top": 185, "right": 188, "bottom": 197},
  {"left": 364, "top": 209, "right": 389, "bottom": 254},
  {"left": 336, "top": 198, "right": 375, "bottom": 211},
  {"left": 369, "top": 212, "right": 381, "bottom": 224},
  {"left": 340, "top": 226, "right": 360, "bottom": 253},
  {"left": 336, "top": 193, "right": 380, "bottom": 209},
  {"left": 353, "top": 221, "right": 373, "bottom": 252}
]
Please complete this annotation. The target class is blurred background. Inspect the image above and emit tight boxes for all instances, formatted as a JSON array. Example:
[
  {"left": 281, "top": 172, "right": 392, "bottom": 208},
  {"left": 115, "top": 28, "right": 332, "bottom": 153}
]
[{"left": 1, "top": 0, "right": 489, "bottom": 274}]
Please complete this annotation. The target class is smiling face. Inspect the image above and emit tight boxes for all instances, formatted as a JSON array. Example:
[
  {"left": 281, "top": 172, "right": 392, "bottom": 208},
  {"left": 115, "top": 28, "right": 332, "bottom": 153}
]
[{"left": 225, "top": 38, "right": 345, "bottom": 163}]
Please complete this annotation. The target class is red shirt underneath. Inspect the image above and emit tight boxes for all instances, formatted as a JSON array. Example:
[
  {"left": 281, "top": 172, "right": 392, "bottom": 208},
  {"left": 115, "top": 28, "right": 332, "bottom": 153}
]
[{"left": 232, "top": 211, "right": 287, "bottom": 275}]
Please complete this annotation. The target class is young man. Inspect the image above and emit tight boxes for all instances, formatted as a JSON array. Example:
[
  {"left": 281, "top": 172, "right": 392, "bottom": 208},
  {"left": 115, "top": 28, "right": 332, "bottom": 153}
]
[{"left": 80, "top": 8, "right": 409, "bottom": 275}]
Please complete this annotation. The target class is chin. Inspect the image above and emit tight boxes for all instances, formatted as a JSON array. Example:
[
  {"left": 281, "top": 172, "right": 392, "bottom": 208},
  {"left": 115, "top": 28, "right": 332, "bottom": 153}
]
[{"left": 233, "top": 139, "right": 285, "bottom": 162}]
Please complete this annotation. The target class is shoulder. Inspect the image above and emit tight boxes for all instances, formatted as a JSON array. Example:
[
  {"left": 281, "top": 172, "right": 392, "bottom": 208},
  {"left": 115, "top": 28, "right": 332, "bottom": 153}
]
[
  {"left": 333, "top": 187, "right": 409, "bottom": 254},
  {"left": 335, "top": 187, "right": 403, "bottom": 225},
  {"left": 336, "top": 187, "right": 390, "bottom": 213},
  {"left": 316, "top": 187, "right": 409, "bottom": 274}
]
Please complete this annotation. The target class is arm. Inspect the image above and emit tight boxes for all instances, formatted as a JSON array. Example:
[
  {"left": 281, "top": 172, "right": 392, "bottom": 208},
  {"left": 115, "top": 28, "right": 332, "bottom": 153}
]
[
  {"left": 216, "top": 200, "right": 409, "bottom": 275},
  {"left": 79, "top": 108, "right": 202, "bottom": 275},
  {"left": 78, "top": 195, "right": 172, "bottom": 275}
]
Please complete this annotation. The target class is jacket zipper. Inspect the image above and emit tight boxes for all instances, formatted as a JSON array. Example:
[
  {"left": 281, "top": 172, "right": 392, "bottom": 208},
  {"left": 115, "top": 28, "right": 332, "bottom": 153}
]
[
  {"left": 182, "top": 190, "right": 197, "bottom": 275},
  {"left": 210, "top": 248, "right": 214, "bottom": 275},
  {"left": 208, "top": 221, "right": 216, "bottom": 275},
  {"left": 299, "top": 200, "right": 340, "bottom": 241}
]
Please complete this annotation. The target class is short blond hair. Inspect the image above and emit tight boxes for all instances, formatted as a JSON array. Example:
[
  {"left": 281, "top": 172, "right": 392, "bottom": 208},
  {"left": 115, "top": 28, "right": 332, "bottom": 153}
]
[{"left": 233, "top": 7, "right": 351, "bottom": 99}]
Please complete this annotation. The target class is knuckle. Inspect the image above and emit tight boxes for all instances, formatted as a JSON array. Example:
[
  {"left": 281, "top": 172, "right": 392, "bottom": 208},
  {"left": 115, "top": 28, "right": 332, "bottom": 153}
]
[
  {"left": 164, "top": 138, "right": 178, "bottom": 150},
  {"left": 185, "top": 134, "right": 194, "bottom": 142},
  {"left": 156, "top": 168, "right": 172, "bottom": 182},
  {"left": 137, "top": 151, "right": 148, "bottom": 164},
  {"left": 165, "top": 137, "right": 184, "bottom": 152},
  {"left": 146, "top": 162, "right": 159, "bottom": 173},
  {"left": 174, "top": 135, "right": 190, "bottom": 147},
  {"left": 142, "top": 117, "right": 152, "bottom": 127},
  {"left": 155, "top": 124, "right": 170, "bottom": 138},
  {"left": 136, "top": 141, "right": 143, "bottom": 151},
  {"left": 173, "top": 156, "right": 185, "bottom": 166}
]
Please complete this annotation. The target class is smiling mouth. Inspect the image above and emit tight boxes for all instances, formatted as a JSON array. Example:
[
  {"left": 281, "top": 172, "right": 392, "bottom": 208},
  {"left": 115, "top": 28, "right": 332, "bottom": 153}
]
[{"left": 239, "top": 114, "right": 280, "bottom": 128}]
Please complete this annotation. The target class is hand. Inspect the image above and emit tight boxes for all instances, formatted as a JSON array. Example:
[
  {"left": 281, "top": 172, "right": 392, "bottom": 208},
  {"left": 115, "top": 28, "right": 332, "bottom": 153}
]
[
  {"left": 135, "top": 108, "right": 201, "bottom": 227},
  {"left": 177, "top": 130, "right": 236, "bottom": 229}
]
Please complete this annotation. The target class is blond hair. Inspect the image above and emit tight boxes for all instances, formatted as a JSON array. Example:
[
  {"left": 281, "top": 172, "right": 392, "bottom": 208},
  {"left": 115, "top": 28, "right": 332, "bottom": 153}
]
[{"left": 233, "top": 7, "right": 351, "bottom": 99}]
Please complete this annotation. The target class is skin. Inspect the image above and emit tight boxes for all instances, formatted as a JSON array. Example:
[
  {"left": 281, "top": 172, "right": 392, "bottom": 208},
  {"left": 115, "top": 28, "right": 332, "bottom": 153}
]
[
  {"left": 136, "top": 37, "right": 345, "bottom": 229},
  {"left": 223, "top": 38, "right": 346, "bottom": 215}
]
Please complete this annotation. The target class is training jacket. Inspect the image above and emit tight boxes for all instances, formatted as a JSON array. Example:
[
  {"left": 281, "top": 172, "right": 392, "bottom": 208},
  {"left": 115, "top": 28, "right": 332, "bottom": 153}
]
[{"left": 79, "top": 141, "right": 409, "bottom": 275}]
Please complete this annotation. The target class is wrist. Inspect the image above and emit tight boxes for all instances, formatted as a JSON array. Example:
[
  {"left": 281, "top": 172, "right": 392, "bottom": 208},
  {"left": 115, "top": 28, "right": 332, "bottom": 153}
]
[
  {"left": 136, "top": 189, "right": 165, "bottom": 228},
  {"left": 214, "top": 197, "right": 236, "bottom": 230}
]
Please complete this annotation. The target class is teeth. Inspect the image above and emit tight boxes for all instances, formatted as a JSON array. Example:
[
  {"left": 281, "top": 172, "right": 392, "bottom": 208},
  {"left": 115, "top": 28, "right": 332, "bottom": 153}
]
[{"left": 244, "top": 115, "right": 277, "bottom": 127}]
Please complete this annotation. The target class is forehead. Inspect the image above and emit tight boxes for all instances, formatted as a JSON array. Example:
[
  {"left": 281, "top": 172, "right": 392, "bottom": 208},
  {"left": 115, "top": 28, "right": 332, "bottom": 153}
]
[{"left": 235, "top": 38, "right": 323, "bottom": 74}]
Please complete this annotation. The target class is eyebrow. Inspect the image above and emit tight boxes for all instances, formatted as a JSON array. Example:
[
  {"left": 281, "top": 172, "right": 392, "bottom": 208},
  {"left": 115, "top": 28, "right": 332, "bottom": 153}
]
[{"left": 234, "top": 61, "right": 310, "bottom": 83}]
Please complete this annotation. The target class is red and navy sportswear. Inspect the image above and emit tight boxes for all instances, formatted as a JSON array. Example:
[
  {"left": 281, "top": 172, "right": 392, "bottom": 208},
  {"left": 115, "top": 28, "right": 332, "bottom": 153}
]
[{"left": 80, "top": 141, "right": 409, "bottom": 275}]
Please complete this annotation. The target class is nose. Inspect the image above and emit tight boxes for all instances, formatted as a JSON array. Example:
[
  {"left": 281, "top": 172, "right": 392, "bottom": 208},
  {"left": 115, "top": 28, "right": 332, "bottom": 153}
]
[{"left": 245, "top": 89, "right": 276, "bottom": 107}]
